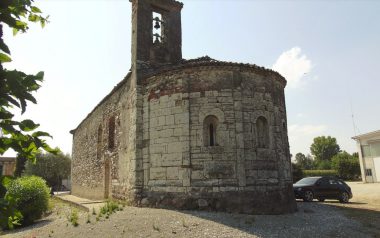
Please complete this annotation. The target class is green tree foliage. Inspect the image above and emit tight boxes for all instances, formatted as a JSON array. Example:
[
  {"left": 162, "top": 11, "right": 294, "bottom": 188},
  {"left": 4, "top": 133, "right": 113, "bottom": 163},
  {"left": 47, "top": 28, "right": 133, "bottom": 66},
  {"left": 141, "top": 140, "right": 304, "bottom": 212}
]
[
  {"left": 295, "top": 153, "right": 314, "bottom": 170},
  {"left": 314, "top": 159, "right": 332, "bottom": 170},
  {"left": 0, "top": 0, "right": 56, "bottom": 162},
  {"left": 24, "top": 152, "right": 71, "bottom": 190},
  {"left": 5, "top": 176, "right": 50, "bottom": 226},
  {"left": 0, "top": 1, "right": 57, "bottom": 230},
  {"left": 331, "top": 151, "right": 361, "bottom": 180},
  {"left": 310, "top": 136, "right": 340, "bottom": 162},
  {"left": 291, "top": 163, "right": 304, "bottom": 183}
]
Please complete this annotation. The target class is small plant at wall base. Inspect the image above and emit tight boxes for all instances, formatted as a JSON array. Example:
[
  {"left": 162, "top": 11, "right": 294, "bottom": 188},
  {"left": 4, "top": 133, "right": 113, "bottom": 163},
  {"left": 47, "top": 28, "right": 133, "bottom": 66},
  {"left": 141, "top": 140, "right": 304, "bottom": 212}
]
[{"left": 99, "top": 200, "right": 121, "bottom": 218}]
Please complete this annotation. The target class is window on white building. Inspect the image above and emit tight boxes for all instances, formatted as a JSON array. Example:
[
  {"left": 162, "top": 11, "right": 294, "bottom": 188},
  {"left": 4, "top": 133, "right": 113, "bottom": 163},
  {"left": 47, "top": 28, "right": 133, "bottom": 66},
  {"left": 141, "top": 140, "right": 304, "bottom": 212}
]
[{"left": 365, "top": 169, "right": 372, "bottom": 176}]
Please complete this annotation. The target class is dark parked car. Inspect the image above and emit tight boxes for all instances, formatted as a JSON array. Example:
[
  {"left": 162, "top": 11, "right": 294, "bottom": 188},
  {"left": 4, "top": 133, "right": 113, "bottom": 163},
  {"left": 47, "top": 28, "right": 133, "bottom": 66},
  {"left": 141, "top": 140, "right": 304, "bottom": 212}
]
[{"left": 293, "top": 176, "right": 353, "bottom": 203}]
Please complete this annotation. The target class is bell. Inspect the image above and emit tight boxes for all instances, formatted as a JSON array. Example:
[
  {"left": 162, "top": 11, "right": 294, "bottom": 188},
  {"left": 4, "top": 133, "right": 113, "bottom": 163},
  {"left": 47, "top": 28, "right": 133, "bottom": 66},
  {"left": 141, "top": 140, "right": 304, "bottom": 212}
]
[
  {"left": 154, "top": 19, "right": 161, "bottom": 29},
  {"left": 153, "top": 34, "right": 160, "bottom": 43}
]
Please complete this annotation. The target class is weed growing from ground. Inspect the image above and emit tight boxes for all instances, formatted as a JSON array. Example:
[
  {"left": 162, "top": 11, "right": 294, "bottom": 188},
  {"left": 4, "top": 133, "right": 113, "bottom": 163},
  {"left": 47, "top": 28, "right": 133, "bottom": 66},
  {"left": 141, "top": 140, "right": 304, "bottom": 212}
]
[
  {"left": 68, "top": 209, "right": 79, "bottom": 227},
  {"left": 98, "top": 200, "right": 123, "bottom": 219},
  {"left": 86, "top": 213, "right": 91, "bottom": 224},
  {"left": 153, "top": 223, "right": 160, "bottom": 232},
  {"left": 182, "top": 219, "right": 189, "bottom": 228}
]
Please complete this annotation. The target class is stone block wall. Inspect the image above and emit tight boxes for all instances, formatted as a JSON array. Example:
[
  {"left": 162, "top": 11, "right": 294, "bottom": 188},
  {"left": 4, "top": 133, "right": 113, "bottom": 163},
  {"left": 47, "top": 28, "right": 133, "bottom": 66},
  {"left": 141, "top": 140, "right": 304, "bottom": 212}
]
[
  {"left": 139, "top": 65, "right": 296, "bottom": 213},
  {"left": 71, "top": 77, "right": 137, "bottom": 200},
  {"left": 72, "top": 64, "right": 296, "bottom": 213}
]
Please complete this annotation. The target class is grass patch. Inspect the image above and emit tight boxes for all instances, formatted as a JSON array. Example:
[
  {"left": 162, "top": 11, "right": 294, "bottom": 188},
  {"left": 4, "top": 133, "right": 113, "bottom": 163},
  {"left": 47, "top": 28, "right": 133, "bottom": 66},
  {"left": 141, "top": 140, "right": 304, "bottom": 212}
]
[
  {"left": 68, "top": 209, "right": 79, "bottom": 227},
  {"left": 99, "top": 200, "right": 122, "bottom": 219}
]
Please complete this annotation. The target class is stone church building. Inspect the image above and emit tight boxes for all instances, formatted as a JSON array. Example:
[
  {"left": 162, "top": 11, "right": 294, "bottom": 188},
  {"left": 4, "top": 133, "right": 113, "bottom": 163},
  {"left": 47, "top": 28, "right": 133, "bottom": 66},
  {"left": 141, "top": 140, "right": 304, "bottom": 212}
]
[{"left": 71, "top": 0, "right": 296, "bottom": 214}]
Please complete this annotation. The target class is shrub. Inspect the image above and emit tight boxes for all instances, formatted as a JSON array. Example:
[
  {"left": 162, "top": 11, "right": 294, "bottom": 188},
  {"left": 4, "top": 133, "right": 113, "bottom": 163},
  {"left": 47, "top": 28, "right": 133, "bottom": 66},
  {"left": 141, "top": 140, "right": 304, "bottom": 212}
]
[
  {"left": 331, "top": 152, "right": 361, "bottom": 180},
  {"left": 314, "top": 160, "right": 332, "bottom": 170},
  {"left": 303, "top": 170, "right": 337, "bottom": 177},
  {"left": 0, "top": 176, "right": 13, "bottom": 198},
  {"left": 0, "top": 197, "right": 23, "bottom": 230},
  {"left": 5, "top": 176, "right": 50, "bottom": 225},
  {"left": 292, "top": 163, "right": 304, "bottom": 183},
  {"left": 0, "top": 176, "right": 22, "bottom": 230}
]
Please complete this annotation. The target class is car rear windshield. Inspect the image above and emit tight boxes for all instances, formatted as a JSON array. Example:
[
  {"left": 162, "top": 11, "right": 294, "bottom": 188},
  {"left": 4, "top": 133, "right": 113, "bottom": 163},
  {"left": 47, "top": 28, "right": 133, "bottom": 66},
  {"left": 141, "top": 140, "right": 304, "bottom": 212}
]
[{"left": 295, "top": 177, "right": 320, "bottom": 185}]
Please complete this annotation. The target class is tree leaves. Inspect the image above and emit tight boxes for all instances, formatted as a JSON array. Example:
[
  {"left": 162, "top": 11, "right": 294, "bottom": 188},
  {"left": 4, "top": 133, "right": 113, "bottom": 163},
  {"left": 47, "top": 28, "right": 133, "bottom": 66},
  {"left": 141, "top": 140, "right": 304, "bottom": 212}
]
[
  {"left": 31, "top": 6, "right": 42, "bottom": 14},
  {"left": 0, "top": 53, "right": 11, "bottom": 63},
  {"left": 19, "top": 119, "right": 39, "bottom": 132},
  {"left": 310, "top": 136, "right": 341, "bottom": 162},
  {"left": 0, "top": 0, "right": 56, "bottom": 161},
  {"left": 0, "top": 40, "right": 10, "bottom": 54}
]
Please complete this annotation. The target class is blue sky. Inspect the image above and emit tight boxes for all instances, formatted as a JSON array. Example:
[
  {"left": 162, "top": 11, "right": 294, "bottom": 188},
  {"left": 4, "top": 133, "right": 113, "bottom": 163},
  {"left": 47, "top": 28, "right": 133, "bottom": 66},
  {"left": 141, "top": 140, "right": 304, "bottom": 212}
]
[{"left": 3, "top": 0, "right": 380, "bottom": 158}]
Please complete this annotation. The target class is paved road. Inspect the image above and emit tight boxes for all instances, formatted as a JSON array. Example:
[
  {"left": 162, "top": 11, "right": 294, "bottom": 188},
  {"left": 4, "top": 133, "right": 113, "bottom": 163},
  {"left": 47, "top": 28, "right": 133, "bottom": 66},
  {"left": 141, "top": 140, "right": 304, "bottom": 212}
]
[{"left": 346, "top": 182, "right": 380, "bottom": 210}]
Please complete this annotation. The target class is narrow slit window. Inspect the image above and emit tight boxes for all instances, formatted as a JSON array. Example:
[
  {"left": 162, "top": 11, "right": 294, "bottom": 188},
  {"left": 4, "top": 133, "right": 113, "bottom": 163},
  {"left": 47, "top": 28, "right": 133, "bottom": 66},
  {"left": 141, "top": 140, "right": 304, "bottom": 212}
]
[
  {"left": 209, "top": 124, "right": 214, "bottom": 146},
  {"left": 108, "top": 116, "right": 115, "bottom": 150},
  {"left": 203, "top": 115, "right": 218, "bottom": 147},
  {"left": 256, "top": 116, "right": 269, "bottom": 148},
  {"left": 97, "top": 125, "right": 102, "bottom": 159}
]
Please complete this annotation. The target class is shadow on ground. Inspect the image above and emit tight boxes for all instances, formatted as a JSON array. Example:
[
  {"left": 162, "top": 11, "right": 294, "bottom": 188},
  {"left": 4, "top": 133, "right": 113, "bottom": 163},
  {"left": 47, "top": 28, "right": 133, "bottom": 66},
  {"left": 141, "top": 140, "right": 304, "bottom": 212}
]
[
  {"left": 324, "top": 202, "right": 380, "bottom": 238},
  {"left": 176, "top": 200, "right": 380, "bottom": 237},
  {"left": 1, "top": 219, "right": 53, "bottom": 236}
]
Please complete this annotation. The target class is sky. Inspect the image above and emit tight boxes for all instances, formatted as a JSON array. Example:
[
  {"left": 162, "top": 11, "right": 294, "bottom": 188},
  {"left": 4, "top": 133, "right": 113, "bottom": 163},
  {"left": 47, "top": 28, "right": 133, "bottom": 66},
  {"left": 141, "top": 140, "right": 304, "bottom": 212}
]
[{"left": 3, "top": 0, "right": 380, "bottom": 158}]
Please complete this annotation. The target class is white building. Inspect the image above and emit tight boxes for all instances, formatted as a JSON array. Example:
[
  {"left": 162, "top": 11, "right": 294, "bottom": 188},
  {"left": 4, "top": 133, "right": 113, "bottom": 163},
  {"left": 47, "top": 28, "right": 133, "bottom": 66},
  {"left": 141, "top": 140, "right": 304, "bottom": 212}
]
[{"left": 352, "top": 130, "right": 380, "bottom": 183}]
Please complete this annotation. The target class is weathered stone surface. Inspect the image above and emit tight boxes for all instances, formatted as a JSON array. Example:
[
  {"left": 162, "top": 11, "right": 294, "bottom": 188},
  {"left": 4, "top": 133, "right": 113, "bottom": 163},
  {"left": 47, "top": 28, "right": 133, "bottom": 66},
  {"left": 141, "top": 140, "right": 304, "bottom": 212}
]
[{"left": 70, "top": 0, "right": 296, "bottom": 214}]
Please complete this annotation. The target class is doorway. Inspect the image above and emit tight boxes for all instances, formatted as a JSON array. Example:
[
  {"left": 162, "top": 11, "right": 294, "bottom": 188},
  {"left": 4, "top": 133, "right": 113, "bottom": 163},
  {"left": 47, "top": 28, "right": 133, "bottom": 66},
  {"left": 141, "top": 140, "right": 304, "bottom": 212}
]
[{"left": 104, "top": 159, "right": 111, "bottom": 199}]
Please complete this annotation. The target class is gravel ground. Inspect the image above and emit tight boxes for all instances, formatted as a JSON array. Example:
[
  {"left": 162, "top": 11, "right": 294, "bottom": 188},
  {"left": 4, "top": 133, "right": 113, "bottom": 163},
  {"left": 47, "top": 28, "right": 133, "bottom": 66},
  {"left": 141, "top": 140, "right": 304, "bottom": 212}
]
[
  {"left": 1, "top": 201, "right": 371, "bottom": 238},
  {"left": 2, "top": 182, "right": 380, "bottom": 238}
]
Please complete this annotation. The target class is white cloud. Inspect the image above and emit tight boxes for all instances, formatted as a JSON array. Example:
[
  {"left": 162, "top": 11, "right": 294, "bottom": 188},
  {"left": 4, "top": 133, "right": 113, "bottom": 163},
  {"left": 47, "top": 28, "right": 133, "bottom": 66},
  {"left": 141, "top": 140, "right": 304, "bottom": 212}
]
[
  {"left": 288, "top": 124, "right": 327, "bottom": 155},
  {"left": 272, "top": 47, "right": 312, "bottom": 88}
]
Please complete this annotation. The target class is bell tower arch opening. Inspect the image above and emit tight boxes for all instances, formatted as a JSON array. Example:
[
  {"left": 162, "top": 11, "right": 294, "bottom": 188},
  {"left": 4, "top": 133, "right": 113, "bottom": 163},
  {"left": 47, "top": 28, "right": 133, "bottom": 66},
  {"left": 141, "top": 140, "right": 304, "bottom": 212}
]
[{"left": 130, "top": 0, "right": 183, "bottom": 67}]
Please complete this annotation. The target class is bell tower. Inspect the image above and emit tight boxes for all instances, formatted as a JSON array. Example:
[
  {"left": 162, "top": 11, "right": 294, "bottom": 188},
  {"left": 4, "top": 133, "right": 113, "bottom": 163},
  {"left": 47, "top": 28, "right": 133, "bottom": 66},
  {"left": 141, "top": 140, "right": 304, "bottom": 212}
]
[{"left": 130, "top": 0, "right": 183, "bottom": 67}]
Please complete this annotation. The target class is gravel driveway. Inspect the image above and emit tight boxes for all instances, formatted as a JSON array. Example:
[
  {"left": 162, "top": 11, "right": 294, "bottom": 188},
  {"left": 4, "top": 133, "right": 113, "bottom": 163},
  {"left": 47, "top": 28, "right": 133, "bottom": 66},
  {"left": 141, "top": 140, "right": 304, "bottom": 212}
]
[
  {"left": 2, "top": 201, "right": 372, "bottom": 238},
  {"left": 2, "top": 182, "right": 380, "bottom": 238}
]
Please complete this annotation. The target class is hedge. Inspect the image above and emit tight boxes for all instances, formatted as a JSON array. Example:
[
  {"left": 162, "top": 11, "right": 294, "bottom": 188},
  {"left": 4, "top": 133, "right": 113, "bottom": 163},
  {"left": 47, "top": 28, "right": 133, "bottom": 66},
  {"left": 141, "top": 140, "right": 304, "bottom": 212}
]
[{"left": 303, "top": 170, "right": 338, "bottom": 177}]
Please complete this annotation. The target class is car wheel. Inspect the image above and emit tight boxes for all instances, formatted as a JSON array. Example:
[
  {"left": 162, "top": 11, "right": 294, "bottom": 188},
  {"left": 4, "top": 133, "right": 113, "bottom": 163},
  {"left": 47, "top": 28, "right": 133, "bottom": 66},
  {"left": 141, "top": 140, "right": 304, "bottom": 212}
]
[
  {"left": 339, "top": 192, "right": 349, "bottom": 203},
  {"left": 303, "top": 190, "right": 314, "bottom": 202},
  {"left": 318, "top": 198, "right": 325, "bottom": 202}
]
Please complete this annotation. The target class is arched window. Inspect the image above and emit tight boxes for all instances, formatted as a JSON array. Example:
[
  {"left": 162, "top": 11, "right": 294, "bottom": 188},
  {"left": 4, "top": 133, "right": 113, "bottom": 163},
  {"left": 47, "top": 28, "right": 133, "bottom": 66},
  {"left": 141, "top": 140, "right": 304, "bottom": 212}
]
[
  {"left": 97, "top": 125, "right": 102, "bottom": 159},
  {"left": 108, "top": 116, "right": 115, "bottom": 150},
  {"left": 203, "top": 115, "right": 218, "bottom": 146},
  {"left": 256, "top": 116, "right": 269, "bottom": 148}
]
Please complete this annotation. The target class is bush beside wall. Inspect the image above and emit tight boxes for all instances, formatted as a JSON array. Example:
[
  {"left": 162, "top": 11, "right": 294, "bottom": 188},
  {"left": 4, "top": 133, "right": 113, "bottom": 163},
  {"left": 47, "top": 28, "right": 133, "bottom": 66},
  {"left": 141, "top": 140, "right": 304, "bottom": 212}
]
[{"left": 5, "top": 176, "right": 50, "bottom": 225}]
